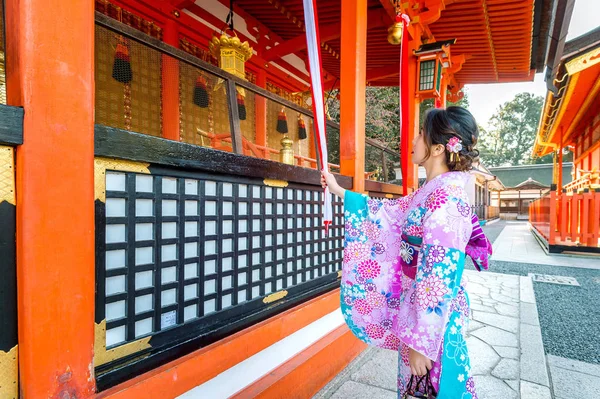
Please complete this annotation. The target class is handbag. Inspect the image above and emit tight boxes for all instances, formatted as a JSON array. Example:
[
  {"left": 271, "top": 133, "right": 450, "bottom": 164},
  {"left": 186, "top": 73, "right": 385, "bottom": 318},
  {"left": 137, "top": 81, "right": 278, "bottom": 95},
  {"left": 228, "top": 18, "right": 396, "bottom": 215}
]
[{"left": 402, "top": 371, "right": 437, "bottom": 399}]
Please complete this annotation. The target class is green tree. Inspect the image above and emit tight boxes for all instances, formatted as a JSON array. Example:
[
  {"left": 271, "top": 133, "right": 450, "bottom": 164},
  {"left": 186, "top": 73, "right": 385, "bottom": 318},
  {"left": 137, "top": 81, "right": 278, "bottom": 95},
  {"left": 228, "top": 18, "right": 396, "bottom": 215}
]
[
  {"left": 479, "top": 92, "right": 544, "bottom": 166},
  {"left": 326, "top": 87, "right": 401, "bottom": 150}
]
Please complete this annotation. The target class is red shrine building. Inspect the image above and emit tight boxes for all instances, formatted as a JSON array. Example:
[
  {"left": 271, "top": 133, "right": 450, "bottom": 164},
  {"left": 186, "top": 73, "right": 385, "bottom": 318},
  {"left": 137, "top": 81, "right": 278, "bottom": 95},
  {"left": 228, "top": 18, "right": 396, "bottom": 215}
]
[{"left": 0, "top": 0, "right": 568, "bottom": 397}]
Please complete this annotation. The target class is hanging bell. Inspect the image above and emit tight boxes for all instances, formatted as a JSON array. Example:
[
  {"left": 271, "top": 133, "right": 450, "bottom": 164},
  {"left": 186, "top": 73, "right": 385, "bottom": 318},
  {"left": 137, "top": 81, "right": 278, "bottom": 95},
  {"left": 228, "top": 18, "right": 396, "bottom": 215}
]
[{"left": 387, "top": 21, "right": 404, "bottom": 45}]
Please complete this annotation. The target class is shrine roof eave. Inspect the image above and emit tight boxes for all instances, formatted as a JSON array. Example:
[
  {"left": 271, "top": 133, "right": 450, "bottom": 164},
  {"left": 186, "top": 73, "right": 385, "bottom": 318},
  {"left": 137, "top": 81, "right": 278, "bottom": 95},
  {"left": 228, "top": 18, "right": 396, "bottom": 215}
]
[
  {"left": 532, "top": 28, "right": 600, "bottom": 158},
  {"left": 183, "top": 0, "right": 553, "bottom": 88}
]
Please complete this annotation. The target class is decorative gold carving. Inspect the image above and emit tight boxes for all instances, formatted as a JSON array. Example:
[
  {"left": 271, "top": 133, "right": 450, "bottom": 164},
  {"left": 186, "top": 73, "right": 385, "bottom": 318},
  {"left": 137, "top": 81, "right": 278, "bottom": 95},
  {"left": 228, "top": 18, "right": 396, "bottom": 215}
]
[
  {"left": 337, "top": 270, "right": 342, "bottom": 279},
  {"left": 0, "top": 147, "right": 15, "bottom": 205},
  {"left": 263, "top": 179, "right": 288, "bottom": 188},
  {"left": 566, "top": 46, "right": 600, "bottom": 75},
  {"left": 94, "top": 157, "right": 150, "bottom": 202},
  {"left": 385, "top": 193, "right": 394, "bottom": 198},
  {"left": 263, "top": 290, "right": 288, "bottom": 304},
  {"left": 94, "top": 320, "right": 151, "bottom": 367},
  {"left": 0, "top": 345, "right": 18, "bottom": 399}
]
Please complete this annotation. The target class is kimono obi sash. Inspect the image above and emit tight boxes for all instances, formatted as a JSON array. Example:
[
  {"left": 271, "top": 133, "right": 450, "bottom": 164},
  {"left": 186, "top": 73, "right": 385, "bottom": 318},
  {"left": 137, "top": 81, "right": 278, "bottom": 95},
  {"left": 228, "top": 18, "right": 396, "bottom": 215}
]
[{"left": 399, "top": 234, "right": 422, "bottom": 280}]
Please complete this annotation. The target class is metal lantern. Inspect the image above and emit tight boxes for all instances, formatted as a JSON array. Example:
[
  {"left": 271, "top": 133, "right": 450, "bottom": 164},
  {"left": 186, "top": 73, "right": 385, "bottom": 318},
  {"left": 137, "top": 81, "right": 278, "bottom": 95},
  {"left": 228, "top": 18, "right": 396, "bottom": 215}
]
[
  {"left": 414, "top": 39, "right": 455, "bottom": 99},
  {"left": 209, "top": 31, "right": 253, "bottom": 80},
  {"left": 417, "top": 53, "right": 443, "bottom": 97}
]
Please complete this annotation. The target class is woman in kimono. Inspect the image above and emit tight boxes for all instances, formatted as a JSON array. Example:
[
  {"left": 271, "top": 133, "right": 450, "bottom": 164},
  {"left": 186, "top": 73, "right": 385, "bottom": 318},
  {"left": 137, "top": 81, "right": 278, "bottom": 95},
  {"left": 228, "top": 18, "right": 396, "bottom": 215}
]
[{"left": 321, "top": 107, "right": 492, "bottom": 398}]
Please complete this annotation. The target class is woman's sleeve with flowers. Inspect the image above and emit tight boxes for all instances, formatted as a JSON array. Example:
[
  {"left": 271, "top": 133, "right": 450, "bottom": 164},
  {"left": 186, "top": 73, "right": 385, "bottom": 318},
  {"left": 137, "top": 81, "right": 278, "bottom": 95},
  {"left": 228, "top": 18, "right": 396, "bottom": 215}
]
[
  {"left": 344, "top": 190, "right": 412, "bottom": 227},
  {"left": 399, "top": 186, "right": 472, "bottom": 361}
]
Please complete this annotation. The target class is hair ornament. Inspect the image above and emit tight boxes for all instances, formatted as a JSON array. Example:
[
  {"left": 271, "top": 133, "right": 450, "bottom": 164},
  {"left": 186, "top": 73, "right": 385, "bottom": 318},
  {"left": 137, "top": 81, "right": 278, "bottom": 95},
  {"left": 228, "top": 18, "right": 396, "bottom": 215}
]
[{"left": 446, "top": 137, "right": 463, "bottom": 162}]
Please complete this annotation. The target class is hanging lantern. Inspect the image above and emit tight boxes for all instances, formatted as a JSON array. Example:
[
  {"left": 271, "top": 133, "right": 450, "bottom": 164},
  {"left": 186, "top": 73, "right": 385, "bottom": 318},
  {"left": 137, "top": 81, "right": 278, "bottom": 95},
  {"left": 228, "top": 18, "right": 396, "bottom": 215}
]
[
  {"left": 209, "top": 31, "right": 253, "bottom": 80},
  {"left": 276, "top": 108, "right": 288, "bottom": 134},
  {"left": 415, "top": 39, "right": 455, "bottom": 99},
  {"left": 193, "top": 75, "right": 209, "bottom": 108},
  {"left": 298, "top": 115, "right": 307, "bottom": 140},
  {"left": 113, "top": 36, "right": 132, "bottom": 83},
  {"left": 237, "top": 92, "right": 247, "bottom": 120}
]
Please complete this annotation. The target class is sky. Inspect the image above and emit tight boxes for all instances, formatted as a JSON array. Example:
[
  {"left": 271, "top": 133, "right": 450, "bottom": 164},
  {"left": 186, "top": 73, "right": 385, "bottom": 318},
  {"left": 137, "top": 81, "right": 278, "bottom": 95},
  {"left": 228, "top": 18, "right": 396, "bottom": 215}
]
[{"left": 465, "top": 0, "right": 599, "bottom": 128}]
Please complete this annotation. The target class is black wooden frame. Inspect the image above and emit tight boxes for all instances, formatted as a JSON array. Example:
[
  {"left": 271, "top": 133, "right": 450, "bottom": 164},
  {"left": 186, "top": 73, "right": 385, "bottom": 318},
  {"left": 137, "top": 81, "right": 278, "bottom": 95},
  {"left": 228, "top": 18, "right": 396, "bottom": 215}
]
[{"left": 0, "top": 105, "right": 24, "bottom": 146}]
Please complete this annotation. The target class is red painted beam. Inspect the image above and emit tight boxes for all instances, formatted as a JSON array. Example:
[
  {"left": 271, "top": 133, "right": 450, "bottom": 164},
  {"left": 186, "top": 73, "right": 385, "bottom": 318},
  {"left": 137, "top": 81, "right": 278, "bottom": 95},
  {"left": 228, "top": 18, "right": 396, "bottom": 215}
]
[
  {"left": 263, "top": 8, "right": 388, "bottom": 62},
  {"left": 366, "top": 64, "right": 402, "bottom": 82},
  {"left": 169, "top": 0, "right": 195, "bottom": 9}
]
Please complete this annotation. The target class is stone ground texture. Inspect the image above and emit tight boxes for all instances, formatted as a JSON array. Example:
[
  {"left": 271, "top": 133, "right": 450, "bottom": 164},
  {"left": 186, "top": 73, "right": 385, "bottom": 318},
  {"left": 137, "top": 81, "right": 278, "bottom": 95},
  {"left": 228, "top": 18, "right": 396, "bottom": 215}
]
[{"left": 314, "top": 221, "right": 600, "bottom": 399}]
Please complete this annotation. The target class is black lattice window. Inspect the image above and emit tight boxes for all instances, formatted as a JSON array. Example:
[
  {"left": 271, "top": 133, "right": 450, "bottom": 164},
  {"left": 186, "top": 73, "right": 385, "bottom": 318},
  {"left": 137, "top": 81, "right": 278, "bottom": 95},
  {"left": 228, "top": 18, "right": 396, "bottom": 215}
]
[
  {"left": 100, "top": 170, "right": 344, "bottom": 348},
  {"left": 419, "top": 60, "right": 436, "bottom": 92}
]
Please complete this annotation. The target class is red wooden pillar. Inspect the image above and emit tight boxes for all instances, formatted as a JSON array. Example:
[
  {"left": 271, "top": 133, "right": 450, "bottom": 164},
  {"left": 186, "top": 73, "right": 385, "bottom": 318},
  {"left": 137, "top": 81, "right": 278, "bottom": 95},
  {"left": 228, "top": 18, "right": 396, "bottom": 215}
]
[
  {"left": 255, "top": 70, "right": 267, "bottom": 158},
  {"left": 549, "top": 191, "right": 557, "bottom": 245},
  {"left": 401, "top": 36, "right": 420, "bottom": 194},
  {"left": 557, "top": 128, "right": 563, "bottom": 193},
  {"left": 340, "top": 0, "right": 367, "bottom": 192},
  {"left": 162, "top": 19, "right": 180, "bottom": 140},
  {"left": 6, "top": 0, "right": 96, "bottom": 397}
]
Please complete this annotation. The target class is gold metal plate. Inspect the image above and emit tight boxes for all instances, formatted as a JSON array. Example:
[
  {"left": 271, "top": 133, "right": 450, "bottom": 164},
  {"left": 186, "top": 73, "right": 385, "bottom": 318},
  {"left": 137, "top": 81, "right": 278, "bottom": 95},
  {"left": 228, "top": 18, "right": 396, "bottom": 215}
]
[
  {"left": 263, "top": 290, "right": 288, "bottom": 304},
  {"left": 0, "top": 147, "right": 15, "bottom": 206},
  {"left": 94, "top": 157, "right": 150, "bottom": 202},
  {"left": 0, "top": 345, "right": 18, "bottom": 399},
  {"left": 263, "top": 178, "right": 288, "bottom": 188},
  {"left": 94, "top": 320, "right": 151, "bottom": 367}
]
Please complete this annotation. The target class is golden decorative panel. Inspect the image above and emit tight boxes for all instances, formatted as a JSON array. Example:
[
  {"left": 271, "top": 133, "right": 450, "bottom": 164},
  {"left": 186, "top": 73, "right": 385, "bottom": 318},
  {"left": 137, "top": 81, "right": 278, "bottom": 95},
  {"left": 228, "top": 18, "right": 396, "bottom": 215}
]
[
  {"left": 94, "top": 157, "right": 150, "bottom": 202},
  {"left": 0, "top": 345, "right": 18, "bottom": 399},
  {"left": 263, "top": 290, "right": 288, "bottom": 304},
  {"left": 566, "top": 46, "right": 600, "bottom": 75},
  {"left": 179, "top": 62, "right": 232, "bottom": 149},
  {"left": 0, "top": 146, "right": 15, "bottom": 206},
  {"left": 238, "top": 87, "right": 257, "bottom": 146},
  {"left": 266, "top": 99, "right": 312, "bottom": 162},
  {"left": 95, "top": 25, "right": 162, "bottom": 137},
  {"left": 94, "top": 320, "right": 151, "bottom": 367}
]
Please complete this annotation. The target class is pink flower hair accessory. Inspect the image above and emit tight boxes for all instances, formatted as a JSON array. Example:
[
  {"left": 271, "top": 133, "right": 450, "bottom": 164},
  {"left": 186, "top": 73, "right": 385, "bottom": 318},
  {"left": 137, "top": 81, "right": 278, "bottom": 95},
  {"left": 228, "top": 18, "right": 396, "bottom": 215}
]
[{"left": 446, "top": 137, "right": 463, "bottom": 162}]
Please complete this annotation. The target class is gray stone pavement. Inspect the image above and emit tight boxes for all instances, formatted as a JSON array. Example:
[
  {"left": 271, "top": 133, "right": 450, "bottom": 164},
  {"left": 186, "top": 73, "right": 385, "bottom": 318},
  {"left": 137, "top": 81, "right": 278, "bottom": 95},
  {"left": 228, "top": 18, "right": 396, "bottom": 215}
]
[
  {"left": 491, "top": 222, "right": 600, "bottom": 269},
  {"left": 314, "top": 271, "right": 551, "bottom": 399}
]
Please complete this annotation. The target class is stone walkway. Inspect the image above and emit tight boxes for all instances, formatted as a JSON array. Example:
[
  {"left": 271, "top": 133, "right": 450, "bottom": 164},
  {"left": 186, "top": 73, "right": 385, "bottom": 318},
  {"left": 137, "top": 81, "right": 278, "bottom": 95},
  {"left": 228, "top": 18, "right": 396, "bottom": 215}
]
[
  {"left": 491, "top": 222, "right": 600, "bottom": 269},
  {"left": 313, "top": 270, "right": 551, "bottom": 399}
]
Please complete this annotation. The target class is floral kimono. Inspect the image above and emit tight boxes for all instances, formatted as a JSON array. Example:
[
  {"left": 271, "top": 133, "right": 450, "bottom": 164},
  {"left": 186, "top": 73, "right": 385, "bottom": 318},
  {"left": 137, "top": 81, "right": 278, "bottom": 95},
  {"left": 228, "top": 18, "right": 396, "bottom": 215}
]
[{"left": 341, "top": 171, "right": 492, "bottom": 399}]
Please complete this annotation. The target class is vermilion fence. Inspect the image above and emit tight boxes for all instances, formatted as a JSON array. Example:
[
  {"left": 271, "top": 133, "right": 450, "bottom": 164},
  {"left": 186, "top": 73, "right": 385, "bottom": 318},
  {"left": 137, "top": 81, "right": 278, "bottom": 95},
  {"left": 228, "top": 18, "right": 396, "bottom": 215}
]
[{"left": 530, "top": 190, "right": 600, "bottom": 247}]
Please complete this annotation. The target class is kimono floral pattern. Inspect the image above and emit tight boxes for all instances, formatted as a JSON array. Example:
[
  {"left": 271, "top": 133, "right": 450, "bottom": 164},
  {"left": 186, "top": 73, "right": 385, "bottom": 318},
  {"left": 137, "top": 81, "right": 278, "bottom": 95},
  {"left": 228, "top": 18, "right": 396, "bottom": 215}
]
[{"left": 341, "top": 172, "right": 489, "bottom": 399}]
